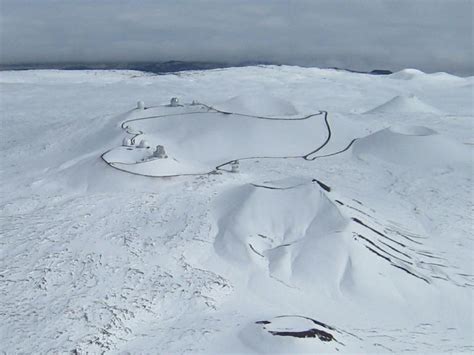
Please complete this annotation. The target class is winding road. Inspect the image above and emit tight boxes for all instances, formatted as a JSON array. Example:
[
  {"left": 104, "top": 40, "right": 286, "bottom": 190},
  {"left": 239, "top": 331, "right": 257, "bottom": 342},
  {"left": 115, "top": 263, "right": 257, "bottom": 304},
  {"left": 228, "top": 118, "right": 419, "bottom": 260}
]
[
  {"left": 99, "top": 102, "right": 470, "bottom": 287},
  {"left": 101, "top": 102, "right": 360, "bottom": 178}
]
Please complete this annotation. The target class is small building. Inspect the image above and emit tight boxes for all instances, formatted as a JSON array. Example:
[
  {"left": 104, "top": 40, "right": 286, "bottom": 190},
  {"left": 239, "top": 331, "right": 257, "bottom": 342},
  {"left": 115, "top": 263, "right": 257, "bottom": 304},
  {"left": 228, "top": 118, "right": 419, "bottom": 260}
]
[
  {"left": 153, "top": 145, "right": 168, "bottom": 159},
  {"left": 170, "top": 97, "right": 180, "bottom": 107},
  {"left": 122, "top": 137, "right": 132, "bottom": 146},
  {"left": 137, "top": 139, "right": 149, "bottom": 148},
  {"left": 231, "top": 161, "right": 239, "bottom": 173}
]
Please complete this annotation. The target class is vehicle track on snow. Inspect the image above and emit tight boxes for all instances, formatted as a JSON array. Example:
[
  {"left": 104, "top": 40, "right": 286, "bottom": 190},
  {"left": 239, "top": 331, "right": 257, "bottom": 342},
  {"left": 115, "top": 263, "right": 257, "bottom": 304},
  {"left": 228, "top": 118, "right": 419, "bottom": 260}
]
[
  {"left": 99, "top": 103, "right": 471, "bottom": 286},
  {"left": 100, "top": 103, "right": 359, "bottom": 178}
]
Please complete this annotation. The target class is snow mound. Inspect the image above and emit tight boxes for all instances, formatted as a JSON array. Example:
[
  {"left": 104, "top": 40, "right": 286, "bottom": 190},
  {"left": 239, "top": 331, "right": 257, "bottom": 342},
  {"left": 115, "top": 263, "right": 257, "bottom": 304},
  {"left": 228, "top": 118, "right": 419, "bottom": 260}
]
[
  {"left": 389, "top": 69, "right": 464, "bottom": 82},
  {"left": 389, "top": 68, "right": 425, "bottom": 80},
  {"left": 353, "top": 125, "right": 470, "bottom": 168},
  {"left": 364, "top": 94, "right": 441, "bottom": 114},
  {"left": 213, "top": 93, "right": 299, "bottom": 117},
  {"left": 213, "top": 177, "right": 464, "bottom": 295},
  {"left": 213, "top": 179, "right": 352, "bottom": 290}
]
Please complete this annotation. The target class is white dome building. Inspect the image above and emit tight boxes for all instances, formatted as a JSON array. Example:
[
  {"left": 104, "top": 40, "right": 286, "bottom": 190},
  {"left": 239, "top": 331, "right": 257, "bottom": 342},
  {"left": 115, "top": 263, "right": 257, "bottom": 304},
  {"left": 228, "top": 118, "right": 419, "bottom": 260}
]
[
  {"left": 170, "top": 97, "right": 180, "bottom": 107},
  {"left": 122, "top": 137, "right": 132, "bottom": 147},
  {"left": 137, "top": 139, "right": 149, "bottom": 148}
]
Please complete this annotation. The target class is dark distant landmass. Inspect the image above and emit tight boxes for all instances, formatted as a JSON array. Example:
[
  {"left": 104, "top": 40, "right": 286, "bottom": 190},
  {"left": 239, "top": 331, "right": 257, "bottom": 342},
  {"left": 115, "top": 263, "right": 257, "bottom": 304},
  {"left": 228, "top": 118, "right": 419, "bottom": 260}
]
[
  {"left": 330, "top": 67, "right": 393, "bottom": 75},
  {"left": 0, "top": 61, "right": 269, "bottom": 73},
  {"left": 0, "top": 60, "right": 392, "bottom": 75}
]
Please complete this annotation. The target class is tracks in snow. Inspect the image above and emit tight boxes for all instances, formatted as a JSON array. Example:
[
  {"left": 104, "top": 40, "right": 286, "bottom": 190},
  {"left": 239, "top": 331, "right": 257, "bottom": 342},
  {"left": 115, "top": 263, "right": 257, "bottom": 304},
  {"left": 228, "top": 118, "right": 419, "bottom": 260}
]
[{"left": 101, "top": 103, "right": 360, "bottom": 178}]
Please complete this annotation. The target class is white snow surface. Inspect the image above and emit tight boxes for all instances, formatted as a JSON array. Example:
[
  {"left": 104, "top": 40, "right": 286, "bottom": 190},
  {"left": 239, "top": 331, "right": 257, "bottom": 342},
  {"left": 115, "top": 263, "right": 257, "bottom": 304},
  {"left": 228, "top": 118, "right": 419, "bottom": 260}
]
[
  {"left": 1, "top": 66, "right": 473, "bottom": 354},
  {"left": 213, "top": 93, "right": 299, "bottom": 117},
  {"left": 364, "top": 94, "right": 442, "bottom": 115},
  {"left": 389, "top": 68, "right": 427, "bottom": 80},
  {"left": 352, "top": 125, "right": 471, "bottom": 168}
]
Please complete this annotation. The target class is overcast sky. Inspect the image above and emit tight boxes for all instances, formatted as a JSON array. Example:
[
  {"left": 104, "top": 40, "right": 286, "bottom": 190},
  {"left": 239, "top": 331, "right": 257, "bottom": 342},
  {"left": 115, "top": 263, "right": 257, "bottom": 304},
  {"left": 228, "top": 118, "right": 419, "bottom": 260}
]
[{"left": 1, "top": 0, "right": 473, "bottom": 75}]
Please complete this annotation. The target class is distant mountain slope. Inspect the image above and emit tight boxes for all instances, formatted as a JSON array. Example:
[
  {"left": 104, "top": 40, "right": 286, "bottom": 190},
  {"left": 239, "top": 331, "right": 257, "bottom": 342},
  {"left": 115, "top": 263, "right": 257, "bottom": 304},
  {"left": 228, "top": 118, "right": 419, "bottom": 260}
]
[{"left": 1, "top": 61, "right": 394, "bottom": 75}]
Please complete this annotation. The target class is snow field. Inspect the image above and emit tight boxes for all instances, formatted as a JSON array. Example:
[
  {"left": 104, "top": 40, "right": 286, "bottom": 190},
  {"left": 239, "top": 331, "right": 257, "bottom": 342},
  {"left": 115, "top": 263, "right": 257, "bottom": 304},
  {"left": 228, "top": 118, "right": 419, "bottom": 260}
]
[{"left": 0, "top": 66, "right": 472, "bottom": 353}]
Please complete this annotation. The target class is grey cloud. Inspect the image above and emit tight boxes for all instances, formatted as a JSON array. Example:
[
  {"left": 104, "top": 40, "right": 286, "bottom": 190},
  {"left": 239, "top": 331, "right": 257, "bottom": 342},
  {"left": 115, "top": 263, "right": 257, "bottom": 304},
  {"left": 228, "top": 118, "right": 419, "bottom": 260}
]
[{"left": 0, "top": 0, "right": 472, "bottom": 75}]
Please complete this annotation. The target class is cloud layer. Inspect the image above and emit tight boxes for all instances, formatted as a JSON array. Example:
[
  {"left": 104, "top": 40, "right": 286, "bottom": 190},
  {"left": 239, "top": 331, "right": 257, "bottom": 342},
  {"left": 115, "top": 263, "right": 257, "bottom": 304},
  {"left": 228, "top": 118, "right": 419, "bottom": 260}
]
[{"left": 1, "top": 0, "right": 473, "bottom": 75}]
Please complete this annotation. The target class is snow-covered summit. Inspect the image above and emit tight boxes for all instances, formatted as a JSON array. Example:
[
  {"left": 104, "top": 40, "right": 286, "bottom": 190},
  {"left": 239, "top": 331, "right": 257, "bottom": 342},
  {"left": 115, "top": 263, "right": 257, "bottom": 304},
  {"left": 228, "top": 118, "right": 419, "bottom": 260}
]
[{"left": 364, "top": 94, "right": 441, "bottom": 114}]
